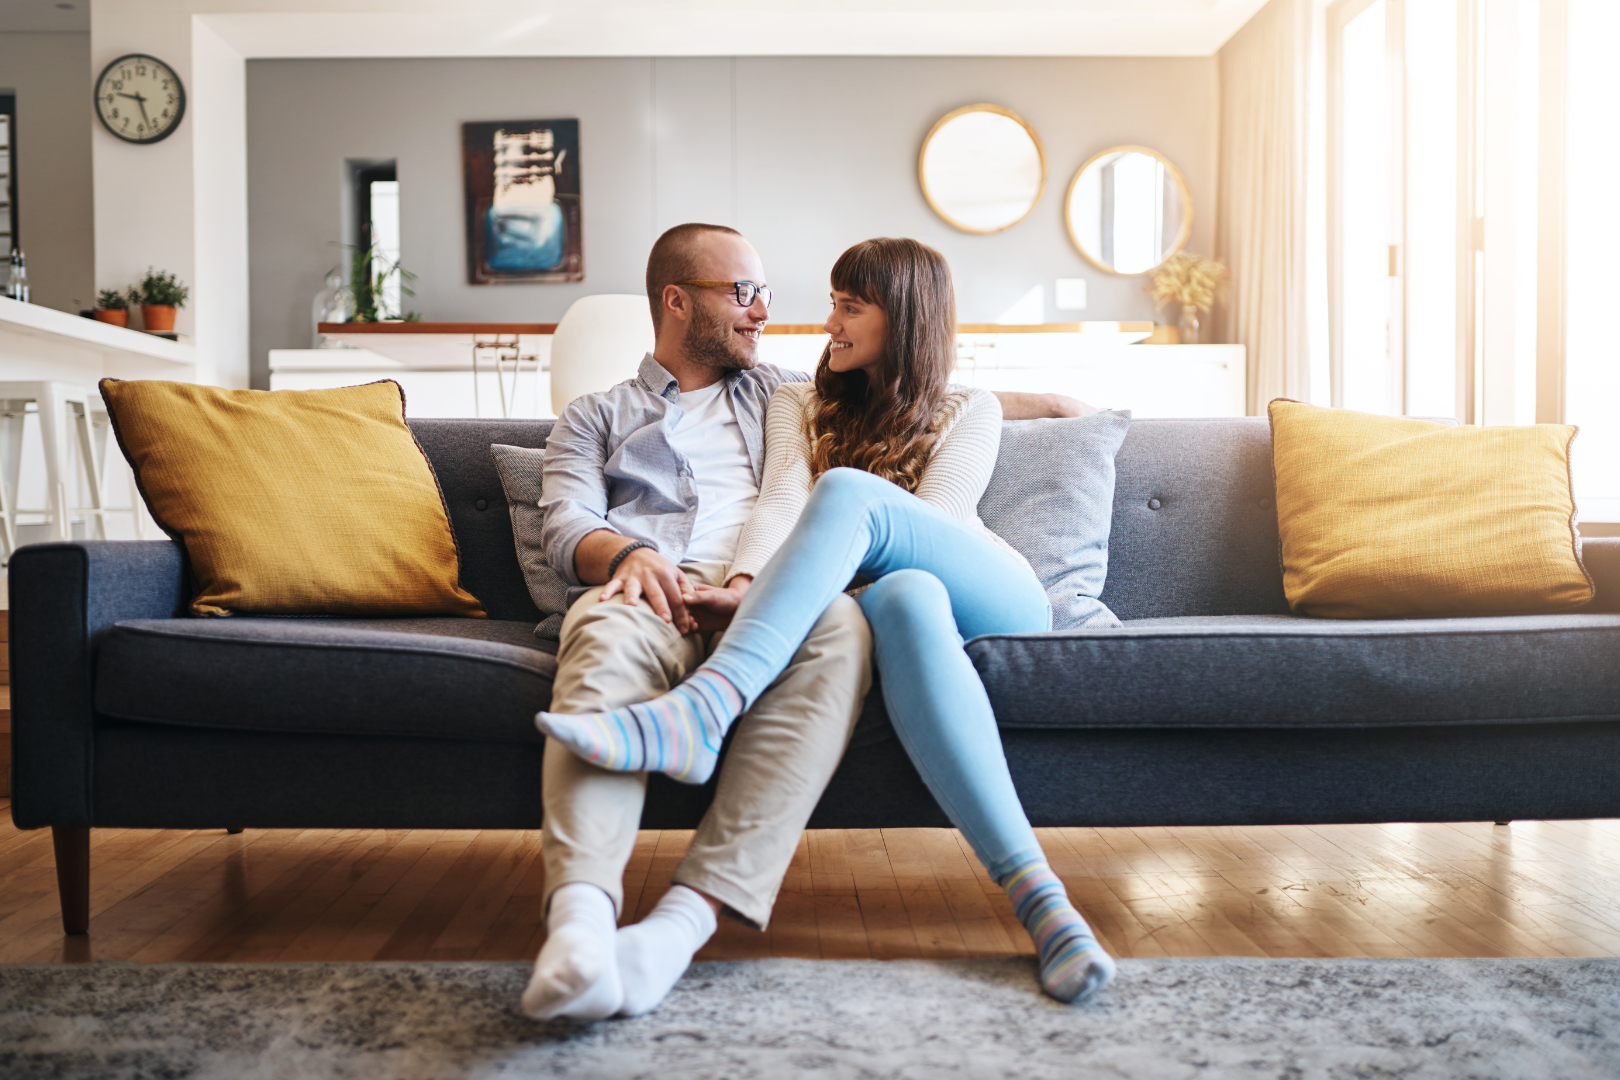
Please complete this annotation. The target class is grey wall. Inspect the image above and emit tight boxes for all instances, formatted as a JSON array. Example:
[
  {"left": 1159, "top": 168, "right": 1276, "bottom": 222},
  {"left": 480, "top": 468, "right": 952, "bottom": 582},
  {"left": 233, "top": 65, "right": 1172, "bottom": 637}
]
[
  {"left": 247, "top": 55, "right": 1218, "bottom": 389},
  {"left": 0, "top": 32, "right": 94, "bottom": 314}
]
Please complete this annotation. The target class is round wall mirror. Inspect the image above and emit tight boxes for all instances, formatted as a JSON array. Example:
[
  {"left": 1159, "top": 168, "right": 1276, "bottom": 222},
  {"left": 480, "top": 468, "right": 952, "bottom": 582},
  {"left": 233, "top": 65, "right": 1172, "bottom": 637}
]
[
  {"left": 919, "top": 104, "right": 1046, "bottom": 234},
  {"left": 1064, "top": 145, "right": 1193, "bottom": 275}
]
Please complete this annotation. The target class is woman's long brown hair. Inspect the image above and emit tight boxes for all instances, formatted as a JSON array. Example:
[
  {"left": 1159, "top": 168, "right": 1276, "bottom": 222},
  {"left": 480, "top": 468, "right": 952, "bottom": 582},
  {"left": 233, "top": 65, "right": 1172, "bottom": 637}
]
[{"left": 810, "top": 238, "right": 956, "bottom": 492}]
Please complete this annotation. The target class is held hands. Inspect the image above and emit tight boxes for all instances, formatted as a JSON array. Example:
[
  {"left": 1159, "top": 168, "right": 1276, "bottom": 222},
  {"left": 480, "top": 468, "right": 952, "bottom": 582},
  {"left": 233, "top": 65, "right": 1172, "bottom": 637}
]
[
  {"left": 680, "top": 576, "right": 751, "bottom": 634},
  {"left": 595, "top": 541, "right": 751, "bottom": 635}
]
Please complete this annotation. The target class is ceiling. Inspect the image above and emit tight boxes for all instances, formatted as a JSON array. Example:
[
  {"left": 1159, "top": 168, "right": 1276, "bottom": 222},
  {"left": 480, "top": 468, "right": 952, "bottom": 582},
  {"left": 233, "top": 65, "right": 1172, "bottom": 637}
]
[
  {"left": 0, "top": 0, "right": 1272, "bottom": 56},
  {"left": 0, "top": 0, "right": 89, "bottom": 33}
]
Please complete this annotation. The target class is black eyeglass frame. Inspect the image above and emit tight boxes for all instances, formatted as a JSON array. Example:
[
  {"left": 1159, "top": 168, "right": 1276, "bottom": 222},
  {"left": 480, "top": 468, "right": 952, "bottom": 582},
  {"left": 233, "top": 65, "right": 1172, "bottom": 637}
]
[{"left": 676, "top": 279, "right": 773, "bottom": 310}]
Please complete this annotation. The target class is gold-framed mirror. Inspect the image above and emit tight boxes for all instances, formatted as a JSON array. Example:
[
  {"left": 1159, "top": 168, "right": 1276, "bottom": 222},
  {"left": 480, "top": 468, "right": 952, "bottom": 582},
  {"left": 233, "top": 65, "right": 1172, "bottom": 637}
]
[
  {"left": 1064, "top": 145, "right": 1193, "bottom": 275},
  {"left": 918, "top": 104, "right": 1047, "bottom": 235}
]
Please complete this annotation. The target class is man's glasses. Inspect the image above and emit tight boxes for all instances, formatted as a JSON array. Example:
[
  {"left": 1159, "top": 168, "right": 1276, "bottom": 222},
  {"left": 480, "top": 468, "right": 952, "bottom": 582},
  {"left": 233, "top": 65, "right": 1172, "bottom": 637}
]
[{"left": 677, "top": 280, "right": 773, "bottom": 310}]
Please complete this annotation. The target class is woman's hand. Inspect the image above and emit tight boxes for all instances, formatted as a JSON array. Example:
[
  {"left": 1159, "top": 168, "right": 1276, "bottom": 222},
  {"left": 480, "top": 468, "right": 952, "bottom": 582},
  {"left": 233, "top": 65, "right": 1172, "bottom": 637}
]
[
  {"left": 600, "top": 547, "right": 697, "bottom": 633},
  {"left": 681, "top": 575, "right": 752, "bottom": 634}
]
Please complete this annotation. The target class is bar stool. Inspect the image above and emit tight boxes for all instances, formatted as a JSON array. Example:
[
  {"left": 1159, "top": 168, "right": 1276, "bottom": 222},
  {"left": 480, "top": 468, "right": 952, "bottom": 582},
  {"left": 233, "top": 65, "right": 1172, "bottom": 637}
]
[{"left": 0, "top": 381, "right": 109, "bottom": 562}]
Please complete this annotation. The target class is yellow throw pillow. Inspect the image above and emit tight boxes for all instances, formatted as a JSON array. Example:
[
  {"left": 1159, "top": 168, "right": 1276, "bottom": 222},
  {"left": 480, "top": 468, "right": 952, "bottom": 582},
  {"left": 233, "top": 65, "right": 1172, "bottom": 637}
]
[
  {"left": 1268, "top": 399, "right": 1592, "bottom": 619},
  {"left": 102, "top": 379, "right": 485, "bottom": 618}
]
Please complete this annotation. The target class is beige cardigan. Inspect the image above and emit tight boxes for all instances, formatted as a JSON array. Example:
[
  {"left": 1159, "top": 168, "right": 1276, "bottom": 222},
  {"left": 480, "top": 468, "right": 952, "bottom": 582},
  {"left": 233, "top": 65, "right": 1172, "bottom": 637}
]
[{"left": 729, "top": 381, "right": 1024, "bottom": 580}]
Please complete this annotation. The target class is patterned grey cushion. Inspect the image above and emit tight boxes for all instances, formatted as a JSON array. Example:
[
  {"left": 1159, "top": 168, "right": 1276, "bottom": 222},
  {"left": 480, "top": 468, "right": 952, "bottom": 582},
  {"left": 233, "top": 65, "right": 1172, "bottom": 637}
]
[
  {"left": 489, "top": 443, "right": 590, "bottom": 641},
  {"left": 977, "top": 411, "right": 1131, "bottom": 630}
]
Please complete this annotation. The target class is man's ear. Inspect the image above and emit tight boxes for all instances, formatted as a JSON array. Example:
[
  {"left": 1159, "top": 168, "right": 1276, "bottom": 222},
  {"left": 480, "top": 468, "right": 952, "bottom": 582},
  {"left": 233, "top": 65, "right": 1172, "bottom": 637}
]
[{"left": 660, "top": 283, "right": 691, "bottom": 326}]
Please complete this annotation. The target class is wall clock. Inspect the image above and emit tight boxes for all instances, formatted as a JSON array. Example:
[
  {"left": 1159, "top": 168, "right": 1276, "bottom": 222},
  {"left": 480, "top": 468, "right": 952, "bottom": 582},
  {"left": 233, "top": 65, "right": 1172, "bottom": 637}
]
[{"left": 94, "top": 54, "right": 186, "bottom": 145}]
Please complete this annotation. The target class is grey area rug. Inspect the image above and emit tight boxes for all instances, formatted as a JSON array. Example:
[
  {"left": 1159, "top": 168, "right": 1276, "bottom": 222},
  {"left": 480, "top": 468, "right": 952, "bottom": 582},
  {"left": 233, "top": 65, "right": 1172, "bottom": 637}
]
[{"left": 1, "top": 957, "right": 1617, "bottom": 1080}]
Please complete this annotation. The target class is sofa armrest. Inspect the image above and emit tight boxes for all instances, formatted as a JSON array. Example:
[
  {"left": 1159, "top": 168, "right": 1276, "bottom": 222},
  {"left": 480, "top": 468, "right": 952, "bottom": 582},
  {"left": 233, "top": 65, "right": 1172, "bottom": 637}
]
[
  {"left": 1584, "top": 536, "right": 1620, "bottom": 614},
  {"left": 9, "top": 541, "right": 187, "bottom": 829}
]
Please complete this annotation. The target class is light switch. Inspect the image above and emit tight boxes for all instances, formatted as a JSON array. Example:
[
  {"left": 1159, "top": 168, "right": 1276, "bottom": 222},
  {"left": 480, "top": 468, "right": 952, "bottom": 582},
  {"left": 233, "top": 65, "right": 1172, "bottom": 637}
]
[{"left": 1055, "top": 278, "right": 1088, "bottom": 311}]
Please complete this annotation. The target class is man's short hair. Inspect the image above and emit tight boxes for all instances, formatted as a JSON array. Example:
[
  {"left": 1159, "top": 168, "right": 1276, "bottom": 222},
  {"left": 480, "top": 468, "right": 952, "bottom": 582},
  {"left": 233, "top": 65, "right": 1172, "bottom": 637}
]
[{"left": 645, "top": 223, "right": 743, "bottom": 332}]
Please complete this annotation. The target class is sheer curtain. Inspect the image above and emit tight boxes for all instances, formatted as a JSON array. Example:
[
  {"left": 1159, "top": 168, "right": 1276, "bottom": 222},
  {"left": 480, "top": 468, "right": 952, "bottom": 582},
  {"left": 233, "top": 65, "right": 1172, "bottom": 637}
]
[{"left": 1217, "top": 0, "right": 1315, "bottom": 414}]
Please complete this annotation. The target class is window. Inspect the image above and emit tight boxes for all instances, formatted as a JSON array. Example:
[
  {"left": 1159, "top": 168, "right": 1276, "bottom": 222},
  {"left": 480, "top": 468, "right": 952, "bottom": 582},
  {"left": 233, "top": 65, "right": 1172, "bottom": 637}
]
[
  {"left": 1325, "top": 0, "right": 1545, "bottom": 425},
  {"left": 1328, "top": 0, "right": 1468, "bottom": 418},
  {"left": 1563, "top": 0, "right": 1620, "bottom": 519}
]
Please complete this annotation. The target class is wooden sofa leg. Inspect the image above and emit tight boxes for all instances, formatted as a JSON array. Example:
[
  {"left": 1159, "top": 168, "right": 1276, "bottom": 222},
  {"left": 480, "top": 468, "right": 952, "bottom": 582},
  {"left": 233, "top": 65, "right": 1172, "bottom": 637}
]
[
  {"left": 1494, "top": 821, "right": 1512, "bottom": 826},
  {"left": 52, "top": 826, "right": 90, "bottom": 935}
]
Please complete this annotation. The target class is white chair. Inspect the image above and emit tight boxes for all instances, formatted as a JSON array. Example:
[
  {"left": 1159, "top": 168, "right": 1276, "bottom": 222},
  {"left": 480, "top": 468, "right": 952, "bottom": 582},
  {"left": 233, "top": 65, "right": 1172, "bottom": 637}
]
[
  {"left": 0, "top": 381, "right": 111, "bottom": 561},
  {"left": 549, "top": 294, "right": 656, "bottom": 416}
]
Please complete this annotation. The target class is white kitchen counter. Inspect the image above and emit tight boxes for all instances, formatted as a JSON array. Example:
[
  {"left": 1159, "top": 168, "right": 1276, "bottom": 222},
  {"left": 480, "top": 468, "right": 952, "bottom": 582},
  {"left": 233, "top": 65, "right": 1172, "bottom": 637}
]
[{"left": 0, "top": 297, "right": 198, "bottom": 386}]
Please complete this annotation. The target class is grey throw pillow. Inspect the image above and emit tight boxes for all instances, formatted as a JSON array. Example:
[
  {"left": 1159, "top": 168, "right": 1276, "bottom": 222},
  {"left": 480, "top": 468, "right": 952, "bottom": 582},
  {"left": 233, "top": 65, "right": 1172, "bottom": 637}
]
[
  {"left": 489, "top": 443, "right": 591, "bottom": 641},
  {"left": 977, "top": 410, "right": 1131, "bottom": 630}
]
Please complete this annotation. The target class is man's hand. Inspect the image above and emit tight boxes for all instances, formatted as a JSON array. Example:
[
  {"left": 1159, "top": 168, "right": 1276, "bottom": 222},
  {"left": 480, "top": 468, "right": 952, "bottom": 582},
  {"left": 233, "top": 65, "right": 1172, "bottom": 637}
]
[
  {"left": 992, "top": 390, "right": 1100, "bottom": 420},
  {"left": 576, "top": 530, "right": 696, "bottom": 633},
  {"left": 680, "top": 575, "right": 752, "bottom": 634}
]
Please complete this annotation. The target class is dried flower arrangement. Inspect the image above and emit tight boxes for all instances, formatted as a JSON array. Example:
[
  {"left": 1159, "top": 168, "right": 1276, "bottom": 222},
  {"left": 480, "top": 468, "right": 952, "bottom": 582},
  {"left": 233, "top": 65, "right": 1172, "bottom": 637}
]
[{"left": 1147, "top": 252, "right": 1227, "bottom": 314}]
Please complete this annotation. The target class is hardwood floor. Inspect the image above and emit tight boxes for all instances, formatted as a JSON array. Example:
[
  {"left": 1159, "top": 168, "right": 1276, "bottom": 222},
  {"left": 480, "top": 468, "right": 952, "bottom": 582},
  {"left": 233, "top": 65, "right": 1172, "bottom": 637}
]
[{"left": 2, "top": 801, "right": 1618, "bottom": 965}]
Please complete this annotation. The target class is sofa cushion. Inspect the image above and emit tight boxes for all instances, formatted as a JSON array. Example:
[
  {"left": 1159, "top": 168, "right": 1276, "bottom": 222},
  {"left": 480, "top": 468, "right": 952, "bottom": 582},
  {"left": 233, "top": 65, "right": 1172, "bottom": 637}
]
[
  {"left": 977, "top": 411, "right": 1130, "bottom": 630},
  {"left": 489, "top": 442, "right": 592, "bottom": 641},
  {"left": 95, "top": 617, "right": 555, "bottom": 743},
  {"left": 101, "top": 379, "right": 485, "bottom": 619},
  {"left": 968, "top": 612, "right": 1620, "bottom": 730},
  {"left": 1268, "top": 400, "right": 1591, "bottom": 618}
]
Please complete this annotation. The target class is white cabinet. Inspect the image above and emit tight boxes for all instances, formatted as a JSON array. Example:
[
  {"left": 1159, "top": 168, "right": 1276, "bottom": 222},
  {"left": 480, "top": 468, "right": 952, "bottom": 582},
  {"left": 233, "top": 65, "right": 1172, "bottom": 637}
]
[{"left": 953, "top": 341, "right": 1247, "bottom": 418}]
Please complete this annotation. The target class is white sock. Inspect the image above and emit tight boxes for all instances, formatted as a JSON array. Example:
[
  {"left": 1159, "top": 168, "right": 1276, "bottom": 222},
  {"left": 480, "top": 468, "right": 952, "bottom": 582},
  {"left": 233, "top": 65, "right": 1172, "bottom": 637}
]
[
  {"left": 615, "top": 885, "right": 718, "bottom": 1017},
  {"left": 521, "top": 883, "right": 623, "bottom": 1020}
]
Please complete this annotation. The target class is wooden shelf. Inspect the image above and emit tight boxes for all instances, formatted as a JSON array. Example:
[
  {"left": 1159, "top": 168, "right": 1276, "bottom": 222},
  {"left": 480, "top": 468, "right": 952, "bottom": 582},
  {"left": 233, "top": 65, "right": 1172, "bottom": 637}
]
[{"left": 318, "top": 322, "right": 556, "bottom": 335}]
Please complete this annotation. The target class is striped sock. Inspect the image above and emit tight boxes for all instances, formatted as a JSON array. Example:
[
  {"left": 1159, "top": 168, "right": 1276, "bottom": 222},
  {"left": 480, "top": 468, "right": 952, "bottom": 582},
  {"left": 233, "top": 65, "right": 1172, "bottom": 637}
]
[
  {"left": 535, "top": 669, "right": 744, "bottom": 785},
  {"left": 999, "top": 857, "right": 1116, "bottom": 1003}
]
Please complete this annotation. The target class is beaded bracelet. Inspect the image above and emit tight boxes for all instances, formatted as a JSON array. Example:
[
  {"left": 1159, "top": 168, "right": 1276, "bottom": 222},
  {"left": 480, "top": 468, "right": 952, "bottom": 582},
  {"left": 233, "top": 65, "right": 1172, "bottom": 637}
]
[{"left": 606, "top": 539, "right": 656, "bottom": 578}]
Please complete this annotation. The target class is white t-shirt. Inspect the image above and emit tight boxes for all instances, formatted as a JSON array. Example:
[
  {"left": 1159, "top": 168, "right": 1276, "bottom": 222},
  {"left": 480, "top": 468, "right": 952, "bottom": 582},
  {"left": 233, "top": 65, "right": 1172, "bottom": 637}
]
[{"left": 668, "top": 379, "right": 760, "bottom": 565}]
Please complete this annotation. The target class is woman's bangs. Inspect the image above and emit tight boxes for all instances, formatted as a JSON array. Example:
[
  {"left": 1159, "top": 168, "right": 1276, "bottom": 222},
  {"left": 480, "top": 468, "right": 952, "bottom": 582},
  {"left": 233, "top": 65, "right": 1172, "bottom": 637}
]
[{"left": 829, "top": 243, "right": 886, "bottom": 308}]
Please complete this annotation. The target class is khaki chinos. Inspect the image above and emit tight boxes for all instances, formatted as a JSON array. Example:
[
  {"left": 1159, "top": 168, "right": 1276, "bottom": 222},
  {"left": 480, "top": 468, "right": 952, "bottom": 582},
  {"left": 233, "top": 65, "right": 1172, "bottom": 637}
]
[{"left": 540, "top": 561, "right": 871, "bottom": 930}]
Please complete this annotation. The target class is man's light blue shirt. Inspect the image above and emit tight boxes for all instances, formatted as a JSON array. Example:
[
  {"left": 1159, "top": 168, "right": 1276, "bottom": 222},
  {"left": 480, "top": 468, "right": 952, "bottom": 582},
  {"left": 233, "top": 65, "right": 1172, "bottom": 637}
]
[{"left": 540, "top": 352, "right": 810, "bottom": 586}]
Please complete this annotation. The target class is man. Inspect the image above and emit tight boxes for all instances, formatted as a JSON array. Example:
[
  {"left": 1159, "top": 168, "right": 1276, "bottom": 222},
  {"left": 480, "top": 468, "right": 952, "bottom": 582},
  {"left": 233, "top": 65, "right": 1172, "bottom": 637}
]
[{"left": 526, "top": 223, "right": 1092, "bottom": 1021}]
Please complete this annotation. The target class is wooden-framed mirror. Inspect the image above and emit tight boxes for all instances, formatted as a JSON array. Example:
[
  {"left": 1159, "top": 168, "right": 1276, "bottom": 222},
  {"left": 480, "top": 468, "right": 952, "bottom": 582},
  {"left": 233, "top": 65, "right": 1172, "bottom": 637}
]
[
  {"left": 1064, "top": 145, "right": 1193, "bottom": 275},
  {"left": 918, "top": 104, "right": 1047, "bottom": 235}
]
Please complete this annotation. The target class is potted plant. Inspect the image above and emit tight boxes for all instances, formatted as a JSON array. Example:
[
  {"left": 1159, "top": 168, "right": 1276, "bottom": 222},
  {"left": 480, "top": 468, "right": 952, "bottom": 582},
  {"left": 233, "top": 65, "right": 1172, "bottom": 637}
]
[
  {"left": 137, "top": 267, "right": 189, "bottom": 333},
  {"left": 344, "top": 243, "right": 420, "bottom": 323},
  {"left": 92, "top": 288, "right": 132, "bottom": 328},
  {"left": 1147, "top": 252, "right": 1227, "bottom": 345}
]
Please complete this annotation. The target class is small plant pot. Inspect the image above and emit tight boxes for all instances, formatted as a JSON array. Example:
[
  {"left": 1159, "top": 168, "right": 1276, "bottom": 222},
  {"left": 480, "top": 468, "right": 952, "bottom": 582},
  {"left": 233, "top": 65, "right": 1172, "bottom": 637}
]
[
  {"left": 92, "top": 309, "right": 129, "bottom": 328},
  {"left": 141, "top": 304, "right": 177, "bottom": 333}
]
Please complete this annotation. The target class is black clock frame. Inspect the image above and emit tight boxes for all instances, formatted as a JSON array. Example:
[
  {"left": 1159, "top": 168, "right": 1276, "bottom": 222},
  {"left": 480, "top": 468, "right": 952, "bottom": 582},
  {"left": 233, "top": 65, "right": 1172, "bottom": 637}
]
[{"left": 94, "top": 53, "right": 186, "bottom": 145}]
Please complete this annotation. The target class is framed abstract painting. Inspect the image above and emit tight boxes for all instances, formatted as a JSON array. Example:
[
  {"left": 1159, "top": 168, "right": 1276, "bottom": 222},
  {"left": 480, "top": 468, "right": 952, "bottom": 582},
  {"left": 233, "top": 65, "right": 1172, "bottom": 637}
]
[{"left": 462, "top": 119, "right": 583, "bottom": 284}]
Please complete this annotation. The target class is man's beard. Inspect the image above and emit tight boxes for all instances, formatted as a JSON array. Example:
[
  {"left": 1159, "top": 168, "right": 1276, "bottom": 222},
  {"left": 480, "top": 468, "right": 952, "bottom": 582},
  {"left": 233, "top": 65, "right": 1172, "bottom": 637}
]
[{"left": 683, "top": 298, "right": 755, "bottom": 373}]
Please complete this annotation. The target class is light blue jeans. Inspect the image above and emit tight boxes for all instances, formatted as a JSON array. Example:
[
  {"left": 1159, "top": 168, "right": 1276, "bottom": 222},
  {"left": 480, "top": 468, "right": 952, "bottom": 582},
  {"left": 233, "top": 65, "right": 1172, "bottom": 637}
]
[{"left": 706, "top": 467, "right": 1052, "bottom": 880}]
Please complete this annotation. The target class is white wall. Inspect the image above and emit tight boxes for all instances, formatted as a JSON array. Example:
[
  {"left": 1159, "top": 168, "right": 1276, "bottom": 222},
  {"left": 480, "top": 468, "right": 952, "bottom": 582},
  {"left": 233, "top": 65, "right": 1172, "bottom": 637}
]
[
  {"left": 91, "top": 0, "right": 250, "bottom": 388},
  {"left": 0, "top": 32, "right": 95, "bottom": 314},
  {"left": 190, "top": 19, "right": 249, "bottom": 390},
  {"left": 91, "top": 1, "right": 195, "bottom": 337},
  {"left": 246, "top": 55, "right": 1219, "bottom": 389}
]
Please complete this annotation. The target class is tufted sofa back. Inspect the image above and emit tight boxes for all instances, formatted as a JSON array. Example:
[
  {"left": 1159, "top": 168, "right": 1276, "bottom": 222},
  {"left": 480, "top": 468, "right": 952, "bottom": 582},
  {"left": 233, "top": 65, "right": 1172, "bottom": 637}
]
[
  {"left": 1100, "top": 418, "right": 1290, "bottom": 620},
  {"left": 409, "top": 415, "right": 1292, "bottom": 625}
]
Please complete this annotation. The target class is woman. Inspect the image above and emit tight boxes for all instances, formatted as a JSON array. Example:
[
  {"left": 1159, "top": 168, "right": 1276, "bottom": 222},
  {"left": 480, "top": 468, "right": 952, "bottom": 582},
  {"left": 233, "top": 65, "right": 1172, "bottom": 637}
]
[{"left": 538, "top": 238, "right": 1116, "bottom": 1004}]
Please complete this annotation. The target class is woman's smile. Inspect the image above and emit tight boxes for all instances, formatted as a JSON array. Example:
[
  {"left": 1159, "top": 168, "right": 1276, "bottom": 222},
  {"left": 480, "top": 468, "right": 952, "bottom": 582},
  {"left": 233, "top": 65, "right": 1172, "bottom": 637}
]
[{"left": 823, "top": 289, "right": 888, "bottom": 376}]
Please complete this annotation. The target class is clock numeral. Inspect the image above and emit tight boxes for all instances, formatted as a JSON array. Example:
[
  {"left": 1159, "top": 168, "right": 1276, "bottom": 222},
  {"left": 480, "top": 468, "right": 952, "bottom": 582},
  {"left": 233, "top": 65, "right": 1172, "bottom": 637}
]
[
  {"left": 162, "top": 110, "right": 170, "bottom": 119},
  {"left": 167, "top": 95, "right": 176, "bottom": 105},
  {"left": 104, "top": 94, "right": 114, "bottom": 105},
  {"left": 136, "top": 65, "right": 146, "bottom": 76},
  {"left": 120, "top": 68, "right": 130, "bottom": 80},
  {"left": 111, "top": 79, "right": 122, "bottom": 90},
  {"left": 121, "top": 118, "right": 130, "bottom": 128},
  {"left": 161, "top": 80, "right": 170, "bottom": 89},
  {"left": 111, "top": 108, "right": 119, "bottom": 119}
]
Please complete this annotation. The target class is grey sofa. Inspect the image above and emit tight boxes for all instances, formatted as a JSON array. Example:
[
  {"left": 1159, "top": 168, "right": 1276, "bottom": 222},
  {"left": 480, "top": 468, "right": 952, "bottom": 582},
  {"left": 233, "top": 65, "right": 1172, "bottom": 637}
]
[{"left": 12, "top": 417, "right": 1620, "bottom": 934}]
